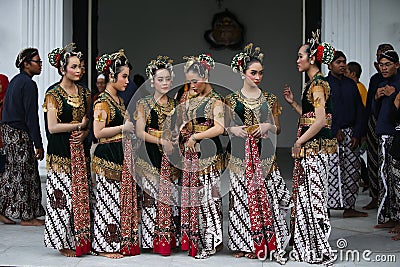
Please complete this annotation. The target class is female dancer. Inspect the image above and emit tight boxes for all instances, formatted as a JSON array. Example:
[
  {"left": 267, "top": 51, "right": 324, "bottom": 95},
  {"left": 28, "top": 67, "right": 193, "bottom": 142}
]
[
  {"left": 43, "top": 44, "right": 92, "bottom": 257},
  {"left": 226, "top": 43, "right": 291, "bottom": 263},
  {"left": 283, "top": 30, "right": 336, "bottom": 265},
  {"left": 92, "top": 50, "right": 139, "bottom": 258},
  {"left": 180, "top": 54, "right": 225, "bottom": 259},
  {"left": 135, "top": 56, "right": 179, "bottom": 256}
]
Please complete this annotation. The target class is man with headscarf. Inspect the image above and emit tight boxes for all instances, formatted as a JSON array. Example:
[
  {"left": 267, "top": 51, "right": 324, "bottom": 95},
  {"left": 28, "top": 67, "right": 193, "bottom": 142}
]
[
  {"left": 372, "top": 50, "right": 400, "bottom": 234},
  {"left": 0, "top": 48, "right": 45, "bottom": 225},
  {"left": 327, "top": 50, "right": 367, "bottom": 218},
  {"left": 363, "top": 44, "right": 397, "bottom": 210}
]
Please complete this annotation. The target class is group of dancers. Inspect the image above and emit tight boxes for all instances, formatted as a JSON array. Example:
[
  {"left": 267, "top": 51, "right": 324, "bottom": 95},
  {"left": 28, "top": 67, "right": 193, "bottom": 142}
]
[{"left": 2, "top": 31, "right": 343, "bottom": 265}]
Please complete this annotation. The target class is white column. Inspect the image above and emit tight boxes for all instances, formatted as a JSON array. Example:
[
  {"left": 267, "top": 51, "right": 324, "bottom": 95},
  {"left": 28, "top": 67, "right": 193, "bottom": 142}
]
[
  {"left": 21, "top": 0, "right": 65, "bottom": 173},
  {"left": 322, "top": 0, "right": 370, "bottom": 87}
]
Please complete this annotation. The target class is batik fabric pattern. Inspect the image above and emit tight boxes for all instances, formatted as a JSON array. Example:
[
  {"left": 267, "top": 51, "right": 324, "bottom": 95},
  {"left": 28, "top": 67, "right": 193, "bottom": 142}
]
[
  {"left": 180, "top": 90, "right": 224, "bottom": 258},
  {"left": 290, "top": 73, "right": 336, "bottom": 265},
  {"left": 92, "top": 91, "right": 139, "bottom": 255},
  {"left": 327, "top": 127, "right": 361, "bottom": 209},
  {"left": 135, "top": 95, "right": 180, "bottom": 256},
  {"left": 43, "top": 84, "right": 91, "bottom": 255},
  {"left": 0, "top": 124, "right": 45, "bottom": 220},
  {"left": 225, "top": 90, "right": 291, "bottom": 263},
  {"left": 377, "top": 135, "right": 399, "bottom": 224}
]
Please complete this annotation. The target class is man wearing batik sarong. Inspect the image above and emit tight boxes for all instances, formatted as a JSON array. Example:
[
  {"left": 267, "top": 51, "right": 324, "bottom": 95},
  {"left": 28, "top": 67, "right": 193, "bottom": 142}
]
[
  {"left": 363, "top": 44, "right": 397, "bottom": 210},
  {"left": 372, "top": 50, "right": 400, "bottom": 233},
  {"left": 0, "top": 48, "right": 45, "bottom": 226},
  {"left": 327, "top": 51, "right": 367, "bottom": 218},
  {"left": 390, "top": 90, "right": 400, "bottom": 240}
]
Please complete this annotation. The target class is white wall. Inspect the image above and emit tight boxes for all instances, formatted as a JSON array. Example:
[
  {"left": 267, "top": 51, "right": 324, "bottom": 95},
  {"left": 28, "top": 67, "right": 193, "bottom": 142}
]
[
  {"left": 370, "top": 0, "right": 400, "bottom": 75},
  {"left": 0, "top": 0, "right": 23, "bottom": 78},
  {"left": 322, "top": 0, "right": 370, "bottom": 87},
  {"left": 322, "top": 0, "right": 400, "bottom": 86},
  {"left": 98, "top": 0, "right": 303, "bottom": 147},
  {"left": 0, "top": 0, "right": 73, "bottom": 173}
]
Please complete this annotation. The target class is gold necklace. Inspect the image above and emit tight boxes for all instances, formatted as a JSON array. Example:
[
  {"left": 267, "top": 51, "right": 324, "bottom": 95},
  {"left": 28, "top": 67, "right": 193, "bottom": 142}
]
[
  {"left": 152, "top": 96, "right": 174, "bottom": 116},
  {"left": 187, "top": 90, "right": 212, "bottom": 117},
  {"left": 239, "top": 90, "right": 263, "bottom": 109},
  {"left": 67, "top": 94, "right": 82, "bottom": 108},
  {"left": 62, "top": 85, "right": 81, "bottom": 108},
  {"left": 105, "top": 89, "right": 122, "bottom": 107}
]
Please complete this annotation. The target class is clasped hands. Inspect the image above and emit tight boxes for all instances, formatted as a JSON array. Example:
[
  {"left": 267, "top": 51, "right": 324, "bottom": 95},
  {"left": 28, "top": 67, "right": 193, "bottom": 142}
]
[
  {"left": 375, "top": 85, "right": 395, "bottom": 100},
  {"left": 229, "top": 123, "right": 271, "bottom": 139},
  {"left": 291, "top": 141, "right": 303, "bottom": 159},
  {"left": 71, "top": 116, "right": 89, "bottom": 144}
]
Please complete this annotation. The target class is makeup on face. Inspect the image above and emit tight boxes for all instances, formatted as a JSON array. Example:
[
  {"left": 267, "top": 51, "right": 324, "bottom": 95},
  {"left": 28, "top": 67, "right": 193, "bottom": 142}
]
[
  {"left": 185, "top": 71, "right": 206, "bottom": 94},
  {"left": 153, "top": 69, "right": 172, "bottom": 93},
  {"left": 245, "top": 62, "right": 263, "bottom": 86}
]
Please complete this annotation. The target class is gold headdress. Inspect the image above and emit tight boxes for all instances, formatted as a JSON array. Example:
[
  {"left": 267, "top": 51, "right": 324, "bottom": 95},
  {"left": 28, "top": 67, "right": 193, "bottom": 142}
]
[
  {"left": 183, "top": 54, "right": 215, "bottom": 78},
  {"left": 307, "top": 29, "right": 335, "bottom": 65},
  {"left": 48, "top": 43, "right": 82, "bottom": 69},
  {"left": 145, "top": 55, "right": 174, "bottom": 79},
  {"left": 231, "top": 43, "right": 264, "bottom": 73},
  {"left": 96, "top": 49, "right": 130, "bottom": 75}
]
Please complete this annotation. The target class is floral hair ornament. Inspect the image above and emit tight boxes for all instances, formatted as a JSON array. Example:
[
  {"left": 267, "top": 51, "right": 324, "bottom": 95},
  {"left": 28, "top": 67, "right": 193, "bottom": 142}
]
[
  {"left": 96, "top": 49, "right": 130, "bottom": 76},
  {"left": 307, "top": 29, "right": 335, "bottom": 65},
  {"left": 231, "top": 43, "right": 264, "bottom": 73},
  {"left": 145, "top": 55, "right": 174, "bottom": 79},
  {"left": 48, "top": 43, "right": 82, "bottom": 69},
  {"left": 183, "top": 54, "right": 215, "bottom": 78}
]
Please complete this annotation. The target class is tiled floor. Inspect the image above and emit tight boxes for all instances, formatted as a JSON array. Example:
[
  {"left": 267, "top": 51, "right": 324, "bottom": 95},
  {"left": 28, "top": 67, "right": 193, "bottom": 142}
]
[{"left": 1, "top": 149, "right": 399, "bottom": 266}]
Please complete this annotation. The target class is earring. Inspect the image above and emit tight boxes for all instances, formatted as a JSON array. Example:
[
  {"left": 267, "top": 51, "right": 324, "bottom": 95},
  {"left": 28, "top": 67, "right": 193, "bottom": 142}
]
[
  {"left": 62, "top": 71, "right": 66, "bottom": 75},
  {"left": 110, "top": 78, "right": 115, "bottom": 83},
  {"left": 310, "top": 61, "right": 314, "bottom": 65},
  {"left": 150, "top": 81, "right": 154, "bottom": 87},
  {"left": 241, "top": 74, "right": 246, "bottom": 80}
]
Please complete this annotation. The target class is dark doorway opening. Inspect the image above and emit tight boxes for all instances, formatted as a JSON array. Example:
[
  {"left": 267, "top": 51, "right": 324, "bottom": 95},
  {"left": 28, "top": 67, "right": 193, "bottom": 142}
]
[{"left": 73, "top": 0, "right": 99, "bottom": 92}]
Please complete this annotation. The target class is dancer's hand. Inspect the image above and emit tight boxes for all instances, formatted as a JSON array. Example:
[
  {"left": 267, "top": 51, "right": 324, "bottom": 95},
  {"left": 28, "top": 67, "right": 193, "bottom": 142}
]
[
  {"left": 291, "top": 141, "right": 302, "bottom": 159},
  {"left": 72, "top": 129, "right": 89, "bottom": 143},
  {"left": 283, "top": 84, "right": 294, "bottom": 104},
  {"left": 252, "top": 123, "right": 272, "bottom": 138},
  {"left": 161, "top": 139, "right": 174, "bottom": 155},
  {"left": 185, "top": 135, "right": 197, "bottom": 153},
  {"left": 122, "top": 120, "right": 135, "bottom": 134},
  {"left": 228, "top": 126, "right": 248, "bottom": 138}
]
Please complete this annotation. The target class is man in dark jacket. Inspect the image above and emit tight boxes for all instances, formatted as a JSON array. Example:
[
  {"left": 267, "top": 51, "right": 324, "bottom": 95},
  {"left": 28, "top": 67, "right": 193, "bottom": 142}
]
[{"left": 327, "top": 50, "right": 367, "bottom": 218}]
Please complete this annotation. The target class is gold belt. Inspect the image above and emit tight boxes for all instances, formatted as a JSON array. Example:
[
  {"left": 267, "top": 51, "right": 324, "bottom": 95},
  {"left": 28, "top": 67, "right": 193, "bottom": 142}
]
[
  {"left": 99, "top": 133, "right": 123, "bottom": 144},
  {"left": 148, "top": 129, "right": 163, "bottom": 138},
  {"left": 299, "top": 117, "right": 331, "bottom": 126},
  {"left": 194, "top": 125, "right": 211, "bottom": 133},
  {"left": 187, "top": 121, "right": 211, "bottom": 133}
]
